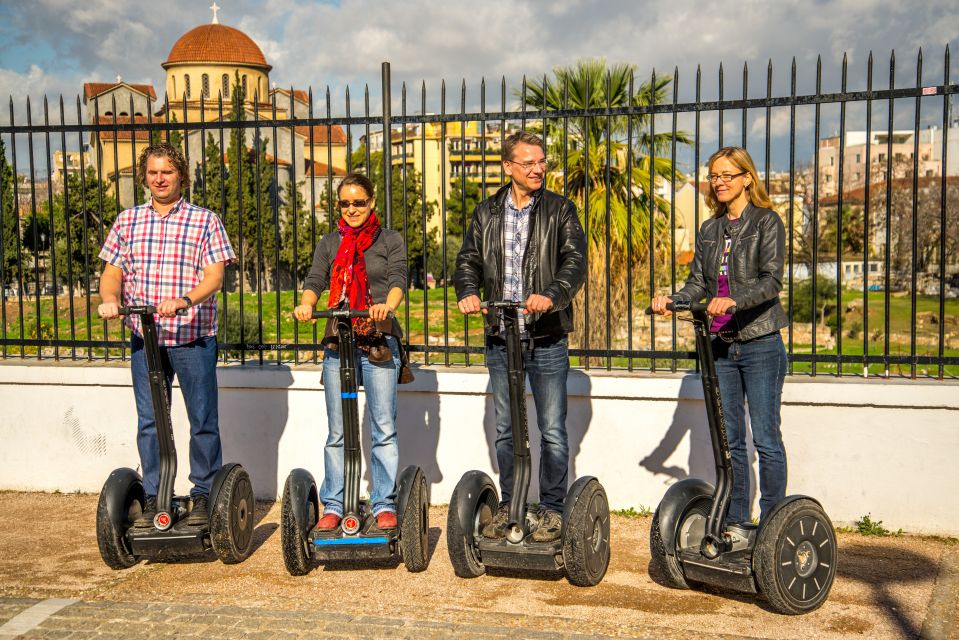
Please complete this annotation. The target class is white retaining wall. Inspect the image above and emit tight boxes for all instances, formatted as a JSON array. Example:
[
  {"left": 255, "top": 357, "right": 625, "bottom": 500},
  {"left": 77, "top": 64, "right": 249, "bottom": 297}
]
[{"left": 1, "top": 362, "right": 957, "bottom": 535}]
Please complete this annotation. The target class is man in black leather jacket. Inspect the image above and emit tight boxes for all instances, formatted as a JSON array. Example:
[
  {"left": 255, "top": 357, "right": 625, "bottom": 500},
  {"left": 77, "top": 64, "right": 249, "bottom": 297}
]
[{"left": 454, "top": 130, "right": 586, "bottom": 542}]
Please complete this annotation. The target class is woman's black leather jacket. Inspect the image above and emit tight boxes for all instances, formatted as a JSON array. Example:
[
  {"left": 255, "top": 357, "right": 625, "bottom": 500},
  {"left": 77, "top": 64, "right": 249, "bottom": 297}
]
[{"left": 672, "top": 203, "right": 788, "bottom": 341}]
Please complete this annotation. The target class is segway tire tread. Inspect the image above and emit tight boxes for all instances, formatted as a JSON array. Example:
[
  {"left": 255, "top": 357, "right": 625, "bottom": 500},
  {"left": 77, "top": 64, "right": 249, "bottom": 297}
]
[
  {"left": 400, "top": 471, "right": 430, "bottom": 573},
  {"left": 281, "top": 477, "right": 315, "bottom": 576},
  {"left": 754, "top": 498, "right": 837, "bottom": 615},
  {"left": 562, "top": 478, "right": 611, "bottom": 587},
  {"left": 649, "top": 508, "right": 691, "bottom": 590},
  {"left": 95, "top": 489, "right": 140, "bottom": 570},
  {"left": 446, "top": 483, "right": 494, "bottom": 578},
  {"left": 210, "top": 465, "right": 255, "bottom": 564}
]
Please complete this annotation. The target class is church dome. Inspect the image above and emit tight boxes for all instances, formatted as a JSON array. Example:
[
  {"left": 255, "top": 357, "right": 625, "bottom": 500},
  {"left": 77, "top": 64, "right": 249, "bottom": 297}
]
[{"left": 162, "top": 24, "right": 271, "bottom": 71}]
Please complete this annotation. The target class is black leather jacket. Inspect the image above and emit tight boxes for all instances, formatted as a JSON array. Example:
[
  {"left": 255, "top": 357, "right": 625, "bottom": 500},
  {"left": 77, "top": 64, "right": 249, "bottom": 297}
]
[
  {"left": 454, "top": 183, "right": 587, "bottom": 338},
  {"left": 673, "top": 203, "right": 788, "bottom": 341}
]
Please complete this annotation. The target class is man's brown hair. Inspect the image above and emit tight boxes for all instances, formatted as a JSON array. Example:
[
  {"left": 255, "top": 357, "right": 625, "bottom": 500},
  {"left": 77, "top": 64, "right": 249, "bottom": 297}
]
[
  {"left": 137, "top": 142, "right": 191, "bottom": 190},
  {"left": 503, "top": 131, "right": 545, "bottom": 162}
]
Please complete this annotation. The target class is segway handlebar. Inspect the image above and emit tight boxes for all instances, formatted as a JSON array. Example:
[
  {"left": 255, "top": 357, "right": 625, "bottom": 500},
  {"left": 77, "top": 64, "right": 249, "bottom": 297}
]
[
  {"left": 306, "top": 308, "right": 394, "bottom": 320},
  {"left": 480, "top": 300, "right": 527, "bottom": 310},
  {"left": 118, "top": 305, "right": 189, "bottom": 317},
  {"left": 644, "top": 300, "right": 737, "bottom": 315}
]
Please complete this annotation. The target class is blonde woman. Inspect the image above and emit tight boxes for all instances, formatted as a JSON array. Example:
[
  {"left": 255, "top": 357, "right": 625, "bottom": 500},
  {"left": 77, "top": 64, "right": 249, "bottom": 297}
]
[{"left": 651, "top": 146, "right": 787, "bottom": 525}]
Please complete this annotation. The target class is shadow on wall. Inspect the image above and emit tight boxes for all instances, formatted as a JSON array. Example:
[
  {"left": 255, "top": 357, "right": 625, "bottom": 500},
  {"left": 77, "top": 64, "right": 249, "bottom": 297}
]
[
  {"left": 363, "top": 365, "right": 442, "bottom": 501},
  {"left": 481, "top": 363, "right": 595, "bottom": 504},
  {"left": 217, "top": 366, "right": 294, "bottom": 499},
  {"left": 639, "top": 373, "right": 757, "bottom": 510}
]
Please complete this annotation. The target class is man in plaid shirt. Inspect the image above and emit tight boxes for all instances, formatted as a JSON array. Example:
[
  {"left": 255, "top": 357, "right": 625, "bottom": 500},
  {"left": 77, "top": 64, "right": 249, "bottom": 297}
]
[
  {"left": 98, "top": 142, "right": 236, "bottom": 528},
  {"left": 455, "top": 131, "right": 587, "bottom": 543}
]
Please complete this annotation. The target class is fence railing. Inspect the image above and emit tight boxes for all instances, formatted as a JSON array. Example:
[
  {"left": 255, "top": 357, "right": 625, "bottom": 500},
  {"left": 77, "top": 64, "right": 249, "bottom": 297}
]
[{"left": 1, "top": 52, "right": 958, "bottom": 378}]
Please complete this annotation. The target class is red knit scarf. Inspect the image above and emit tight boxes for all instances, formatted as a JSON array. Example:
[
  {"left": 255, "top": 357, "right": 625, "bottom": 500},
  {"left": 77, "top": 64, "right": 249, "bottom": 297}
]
[{"left": 328, "top": 212, "right": 381, "bottom": 331}]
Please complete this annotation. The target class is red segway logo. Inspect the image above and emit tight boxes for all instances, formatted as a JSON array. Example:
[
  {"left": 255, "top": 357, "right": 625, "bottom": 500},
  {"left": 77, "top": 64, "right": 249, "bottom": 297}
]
[
  {"left": 342, "top": 516, "right": 360, "bottom": 534},
  {"left": 154, "top": 512, "right": 172, "bottom": 531}
]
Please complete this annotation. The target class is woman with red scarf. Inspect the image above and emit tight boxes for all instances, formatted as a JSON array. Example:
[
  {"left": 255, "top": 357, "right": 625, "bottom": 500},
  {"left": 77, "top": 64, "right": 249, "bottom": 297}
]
[{"left": 294, "top": 173, "right": 408, "bottom": 532}]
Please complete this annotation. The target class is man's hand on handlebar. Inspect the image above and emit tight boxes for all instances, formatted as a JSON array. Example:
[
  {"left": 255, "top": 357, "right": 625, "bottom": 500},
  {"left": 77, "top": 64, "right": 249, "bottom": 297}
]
[
  {"left": 157, "top": 297, "right": 189, "bottom": 317},
  {"left": 523, "top": 293, "right": 553, "bottom": 315},
  {"left": 97, "top": 301, "right": 120, "bottom": 319},
  {"left": 457, "top": 294, "right": 485, "bottom": 315}
]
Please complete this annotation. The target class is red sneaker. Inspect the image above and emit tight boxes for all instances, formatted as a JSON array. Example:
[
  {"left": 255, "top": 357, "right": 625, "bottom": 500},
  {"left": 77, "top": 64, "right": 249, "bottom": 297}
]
[
  {"left": 317, "top": 513, "right": 341, "bottom": 531},
  {"left": 376, "top": 511, "right": 398, "bottom": 530}
]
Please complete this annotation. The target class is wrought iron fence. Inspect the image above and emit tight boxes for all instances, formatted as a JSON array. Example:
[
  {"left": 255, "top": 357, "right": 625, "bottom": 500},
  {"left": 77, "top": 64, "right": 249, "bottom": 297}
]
[{"left": 1, "top": 51, "right": 957, "bottom": 378}]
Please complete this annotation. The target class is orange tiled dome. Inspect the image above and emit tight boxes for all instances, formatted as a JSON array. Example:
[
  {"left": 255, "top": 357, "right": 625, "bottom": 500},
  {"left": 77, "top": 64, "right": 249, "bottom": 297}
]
[{"left": 163, "top": 24, "right": 271, "bottom": 71}]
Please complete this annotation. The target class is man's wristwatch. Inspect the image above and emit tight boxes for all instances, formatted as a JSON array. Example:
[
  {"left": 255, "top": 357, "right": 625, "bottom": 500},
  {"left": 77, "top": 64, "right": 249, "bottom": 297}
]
[{"left": 181, "top": 296, "right": 193, "bottom": 308}]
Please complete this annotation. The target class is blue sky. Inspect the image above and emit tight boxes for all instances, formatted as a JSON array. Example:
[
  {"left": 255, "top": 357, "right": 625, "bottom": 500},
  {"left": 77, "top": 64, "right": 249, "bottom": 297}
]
[{"left": 2, "top": 0, "right": 958, "bottom": 173}]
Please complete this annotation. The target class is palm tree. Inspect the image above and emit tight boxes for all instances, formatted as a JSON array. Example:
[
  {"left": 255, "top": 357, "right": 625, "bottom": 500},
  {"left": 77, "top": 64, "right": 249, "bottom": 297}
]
[{"left": 520, "top": 59, "right": 691, "bottom": 365}]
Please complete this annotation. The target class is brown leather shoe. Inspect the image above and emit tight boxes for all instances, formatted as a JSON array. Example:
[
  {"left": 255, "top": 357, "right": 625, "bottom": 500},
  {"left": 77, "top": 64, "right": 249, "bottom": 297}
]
[
  {"left": 481, "top": 504, "right": 509, "bottom": 539},
  {"left": 316, "top": 513, "right": 341, "bottom": 531},
  {"left": 376, "top": 511, "right": 398, "bottom": 530}
]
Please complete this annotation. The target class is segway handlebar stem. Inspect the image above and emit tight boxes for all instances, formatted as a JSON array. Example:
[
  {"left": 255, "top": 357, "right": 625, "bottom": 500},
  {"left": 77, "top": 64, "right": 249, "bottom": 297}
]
[
  {"left": 118, "top": 306, "right": 189, "bottom": 316},
  {"left": 305, "top": 309, "right": 395, "bottom": 320},
  {"left": 644, "top": 300, "right": 738, "bottom": 315}
]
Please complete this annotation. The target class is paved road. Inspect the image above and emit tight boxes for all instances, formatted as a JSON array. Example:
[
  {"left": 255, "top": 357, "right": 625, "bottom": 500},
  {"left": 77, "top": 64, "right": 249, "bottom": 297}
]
[{"left": 0, "top": 494, "right": 956, "bottom": 639}]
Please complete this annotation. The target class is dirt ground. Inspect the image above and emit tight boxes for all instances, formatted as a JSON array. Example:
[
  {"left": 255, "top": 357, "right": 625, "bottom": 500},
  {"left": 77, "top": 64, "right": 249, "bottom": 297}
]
[{"left": 0, "top": 492, "right": 956, "bottom": 639}]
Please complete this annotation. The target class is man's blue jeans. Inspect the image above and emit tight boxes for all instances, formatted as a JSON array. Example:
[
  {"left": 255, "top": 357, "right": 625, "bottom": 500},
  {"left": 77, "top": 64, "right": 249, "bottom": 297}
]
[
  {"left": 321, "top": 334, "right": 401, "bottom": 517},
  {"left": 712, "top": 331, "right": 788, "bottom": 524},
  {"left": 130, "top": 334, "right": 222, "bottom": 499},
  {"left": 485, "top": 334, "right": 570, "bottom": 512}
]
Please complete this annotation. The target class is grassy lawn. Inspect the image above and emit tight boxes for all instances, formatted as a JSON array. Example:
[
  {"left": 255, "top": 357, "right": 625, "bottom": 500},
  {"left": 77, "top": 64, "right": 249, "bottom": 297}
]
[{"left": 3, "top": 286, "right": 957, "bottom": 377}]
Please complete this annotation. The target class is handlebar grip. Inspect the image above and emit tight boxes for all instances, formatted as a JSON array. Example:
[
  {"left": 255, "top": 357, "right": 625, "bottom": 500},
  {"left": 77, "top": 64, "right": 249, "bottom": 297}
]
[
  {"left": 303, "top": 309, "right": 392, "bottom": 320},
  {"left": 645, "top": 300, "right": 737, "bottom": 314}
]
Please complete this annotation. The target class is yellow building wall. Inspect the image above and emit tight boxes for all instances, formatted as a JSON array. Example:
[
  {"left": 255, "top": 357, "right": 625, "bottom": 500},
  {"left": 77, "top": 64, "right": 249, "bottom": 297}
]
[{"left": 165, "top": 63, "right": 268, "bottom": 105}]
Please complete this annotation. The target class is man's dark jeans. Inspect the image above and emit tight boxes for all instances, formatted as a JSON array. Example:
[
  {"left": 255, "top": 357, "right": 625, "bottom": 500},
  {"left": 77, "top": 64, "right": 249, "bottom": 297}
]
[
  {"left": 485, "top": 334, "right": 570, "bottom": 512},
  {"left": 131, "top": 334, "right": 222, "bottom": 498},
  {"left": 712, "top": 331, "right": 788, "bottom": 524}
]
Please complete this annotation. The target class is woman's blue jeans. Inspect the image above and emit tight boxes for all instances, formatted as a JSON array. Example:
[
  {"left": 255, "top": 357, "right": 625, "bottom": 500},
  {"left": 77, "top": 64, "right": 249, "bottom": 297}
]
[
  {"left": 130, "top": 334, "right": 222, "bottom": 499},
  {"left": 712, "top": 331, "right": 788, "bottom": 524},
  {"left": 321, "top": 334, "right": 400, "bottom": 517},
  {"left": 485, "top": 334, "right": 570, "bottom": 513}
]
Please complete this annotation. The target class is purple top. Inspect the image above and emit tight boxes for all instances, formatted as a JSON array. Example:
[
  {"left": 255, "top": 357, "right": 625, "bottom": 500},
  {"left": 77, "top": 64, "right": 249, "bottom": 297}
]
[{"left": 710, "top": 216, "right": 741, "bottom": 333}]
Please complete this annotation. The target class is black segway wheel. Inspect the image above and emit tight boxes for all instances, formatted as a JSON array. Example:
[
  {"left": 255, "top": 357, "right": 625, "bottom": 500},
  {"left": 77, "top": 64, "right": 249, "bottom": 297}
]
[
  {"left": 281, "top": 472, "right": 317, "bottom": 576},
  {"left": 754, "top": 498, "right": 837, "bottom": 614},
  {"left": 95, "top": 468, "right": 143, "bottom": 570},
  {"left": 649, "top": 496, "right": 710, "bottom": 589},
  {"left": 562, "top": 477, "right": 610, "bottom": 587},
  {"left": 446, "top": 471, "right": 498, "bottom": 578},
  {"left": 210, "top": 465, "right": 255, "bottom": 564},
  {"left": 400, "top": 468, "right": 430, "bottom": 573}
]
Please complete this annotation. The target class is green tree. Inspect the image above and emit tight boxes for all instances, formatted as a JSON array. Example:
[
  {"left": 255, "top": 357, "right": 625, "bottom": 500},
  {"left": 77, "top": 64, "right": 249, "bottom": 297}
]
[
  {"left": 353, "top": 144, "right": 437, "bottom": 289},
  {"left": 1, "top": 138, "right": 19, "bottom": 287},
  {"left": 279, "top": 179, "right": 328, "bottom": 285},
  {"left": 218, "top": 74, "right": 276, "bottom": 292},
  {"left": 819, "top": 205, "right": 865, "bottom": 257},
  {"left": 521, "top": 58, "right": 691, "bottom": 361},
  {"left": 50, "top": 167, "right": 118, "bottom": 292}
]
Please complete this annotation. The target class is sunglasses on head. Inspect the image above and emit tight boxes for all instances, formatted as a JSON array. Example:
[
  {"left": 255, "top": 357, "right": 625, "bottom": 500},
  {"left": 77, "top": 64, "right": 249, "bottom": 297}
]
[{"left": 337, "top": 198, "right": 370, "bottom": 209}]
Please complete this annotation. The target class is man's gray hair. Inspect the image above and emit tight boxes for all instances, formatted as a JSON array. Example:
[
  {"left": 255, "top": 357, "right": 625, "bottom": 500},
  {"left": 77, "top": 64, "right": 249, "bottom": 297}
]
[{"left": 503, "top": 131, "right": 544, "bottom": 162}]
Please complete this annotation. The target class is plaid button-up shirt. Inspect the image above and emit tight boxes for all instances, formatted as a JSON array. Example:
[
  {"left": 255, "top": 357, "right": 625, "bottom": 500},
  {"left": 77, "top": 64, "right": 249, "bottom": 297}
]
[
  {"left": 502, "top": 191, "right": 534, "bottom": 335},
  {"left": 99, "top": 198, "right": 236, "bottom": 346}
]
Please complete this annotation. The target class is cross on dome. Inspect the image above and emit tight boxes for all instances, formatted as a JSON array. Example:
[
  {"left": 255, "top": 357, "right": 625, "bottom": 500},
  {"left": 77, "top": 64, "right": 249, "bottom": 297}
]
[{"left": 210, "top": 2, "right": 221, "bottom": 24}]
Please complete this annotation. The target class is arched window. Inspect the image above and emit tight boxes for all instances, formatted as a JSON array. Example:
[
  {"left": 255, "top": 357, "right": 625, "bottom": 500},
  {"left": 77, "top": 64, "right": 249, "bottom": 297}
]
[
  {"left": 242, "top": 75, "right": 247, "bottom": 98},
  {"left": 222, "top": 74, "right": 230, "bottom": 99},
  {"left": 184, "top": 74, "right": 191, "bottom": 99},
  {"left": 202, "top": 74, "right": 210, "bottom": 99}
]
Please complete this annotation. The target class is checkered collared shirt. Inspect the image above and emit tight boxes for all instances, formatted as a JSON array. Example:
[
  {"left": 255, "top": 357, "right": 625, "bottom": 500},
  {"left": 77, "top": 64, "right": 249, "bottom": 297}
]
[
  {"left": 99, "top": 198, "right": 236, "bottom": 346},
  {"left": 502, "top": 191, "right": 534, "bottom": 335}
]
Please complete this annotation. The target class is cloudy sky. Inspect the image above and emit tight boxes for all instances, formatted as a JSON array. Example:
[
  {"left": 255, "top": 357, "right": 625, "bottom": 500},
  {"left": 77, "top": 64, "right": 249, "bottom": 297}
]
[{"left": 1, "top": 0, "right": 957, "bottom": 171}]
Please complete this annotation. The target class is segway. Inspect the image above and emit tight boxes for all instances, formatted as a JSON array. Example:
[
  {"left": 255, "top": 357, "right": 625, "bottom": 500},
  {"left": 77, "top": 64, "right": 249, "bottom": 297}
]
[
  {"left": 647, "top": 300, "right": 836, "bottom": 614},
  {"left": 281, "top": 307, "right": 429, "bottom": 575},
  {"left": 446, "top": 301, "right": 610, "bottom": 586},
  {"left": 95, "top": 306, "right": 255, "bottom": 568}
]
